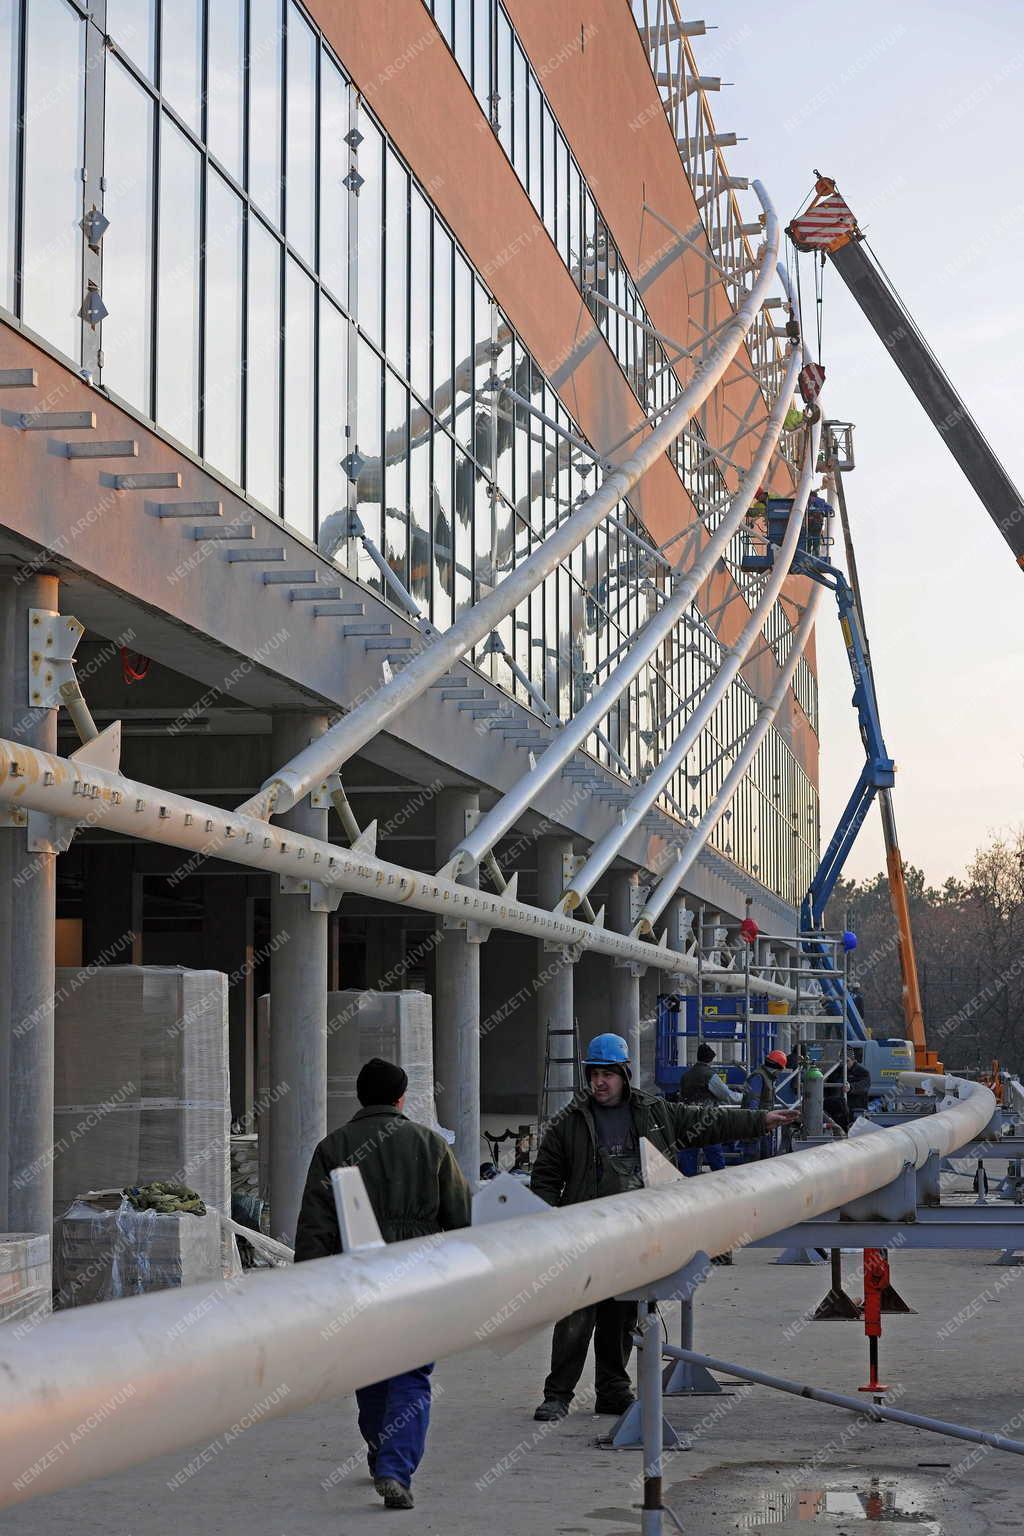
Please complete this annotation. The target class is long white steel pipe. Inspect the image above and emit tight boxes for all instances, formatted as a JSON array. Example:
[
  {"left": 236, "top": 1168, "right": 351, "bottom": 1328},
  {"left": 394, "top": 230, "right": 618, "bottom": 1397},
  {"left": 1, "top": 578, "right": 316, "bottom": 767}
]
[
  {"left": 562, "top": 416, "right": 821, "bottom": 911},
  {"left": 252, "top": 183, "right": 783, "bottom": 815},
  {"left": 0, "top": 1074, "right": 993, "bottom": 1508},
  {"left": 637, "top": 584, "right": 822, "bottom": 933},
  {"left": 447, "top": 343, "right": 803, "bottom": 880},
  {"left": 0, "top": 738, "right": 793, "bottom": 995}
]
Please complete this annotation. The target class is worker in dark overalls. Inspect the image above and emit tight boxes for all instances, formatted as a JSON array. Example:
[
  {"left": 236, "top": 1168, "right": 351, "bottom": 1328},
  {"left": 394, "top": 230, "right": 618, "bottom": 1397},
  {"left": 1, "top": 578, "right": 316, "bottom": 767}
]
[
  {"left": 741, "top": 1049, "right": 788, "bottom": 1160},
  {"left": 677, "top": 1043, "right": 738, "bottom": 1175}
]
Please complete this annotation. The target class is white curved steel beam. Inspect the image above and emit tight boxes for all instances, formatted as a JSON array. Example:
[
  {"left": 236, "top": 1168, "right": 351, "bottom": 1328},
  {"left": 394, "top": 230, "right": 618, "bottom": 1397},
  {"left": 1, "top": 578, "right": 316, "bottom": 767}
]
[
  {"left": 444, "top": 344, "right": 803, "bottom": 881},
  {"left": 249, "top": 182, "right": 783, "bottom": 816},
  {"left": 0, "top": 1073, "right": 994, "bottom": 1509},
  {"left": 636, "top": 583, "right": 822, "bottom": 933},
  {"left": 561, "top": 416, "right": 821, "bottom": 912}
]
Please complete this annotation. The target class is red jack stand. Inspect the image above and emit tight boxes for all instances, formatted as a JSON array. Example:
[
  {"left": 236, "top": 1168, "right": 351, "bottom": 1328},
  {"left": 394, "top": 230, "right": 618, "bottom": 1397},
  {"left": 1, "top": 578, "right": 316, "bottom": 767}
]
[{"left": 858, "top": 1248, "right": 890, "bottom": 1398}]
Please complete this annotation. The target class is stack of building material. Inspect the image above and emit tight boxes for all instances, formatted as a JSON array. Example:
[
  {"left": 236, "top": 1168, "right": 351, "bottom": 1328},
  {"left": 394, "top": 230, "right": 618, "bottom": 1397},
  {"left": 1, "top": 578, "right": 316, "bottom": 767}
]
[
  {"left": 230, "top": 1134, "right": 260, "bottom": 1200},
  {"left": 52, "top": 967, "right": 231, "bottom": 1223},
  {"left": 0, "top": 1234, "right": 50, "bottom": 1329},
  {"left": 54, "top": 1194, "right": 224, "bottom": 1308},
  {"left": 330, "top": 989, "right": 440, "bottom": 1131},
  {"left": 254, "top": 989, "right": 441, "bottom": 1211}
]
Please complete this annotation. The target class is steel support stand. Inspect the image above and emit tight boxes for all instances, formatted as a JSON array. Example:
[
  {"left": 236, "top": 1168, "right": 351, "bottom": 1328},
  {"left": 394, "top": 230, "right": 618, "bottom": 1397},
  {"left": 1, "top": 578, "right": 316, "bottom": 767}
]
[
  {"left": 811, "top": 1249, "right": 863, "bottom": 1320},
  {"left": 0, "top": 573, "right": 58, "bottom": 1254},
  {"left": 536, "top": 836, "right": 577, "bottom": 1121},
  {"left": 609, "top": 871, "right": 642, "bottom": 1071},
  {"left": 662, "top": 1253, "right": 726, "bottom": 1395},
  {"left": 268, "top": 712, "right": 329, "bottom": 1247},
  {"left": 435, "top": 789, "right": 482, "bottom": 1181}
]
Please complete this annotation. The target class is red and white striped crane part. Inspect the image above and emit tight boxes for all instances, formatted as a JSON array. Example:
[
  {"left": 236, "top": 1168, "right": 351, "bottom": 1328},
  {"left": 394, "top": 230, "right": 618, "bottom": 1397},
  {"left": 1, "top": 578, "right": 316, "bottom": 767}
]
[
  {"left": 798, "top": 362, "right": 826, "bottom": 405},
  {"left": 787, "top": 194, "right": 859, "bottom": 252}
]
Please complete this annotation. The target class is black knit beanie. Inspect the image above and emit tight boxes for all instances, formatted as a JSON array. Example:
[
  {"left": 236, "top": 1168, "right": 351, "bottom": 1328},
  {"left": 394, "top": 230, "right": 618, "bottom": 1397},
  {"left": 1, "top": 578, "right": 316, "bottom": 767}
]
[
  {"left": 697, "top": 1043, "right": 716, "bottom": 1063},
  {"left": 356, "top": 1057, "right": 408, "bottom": 1107}
]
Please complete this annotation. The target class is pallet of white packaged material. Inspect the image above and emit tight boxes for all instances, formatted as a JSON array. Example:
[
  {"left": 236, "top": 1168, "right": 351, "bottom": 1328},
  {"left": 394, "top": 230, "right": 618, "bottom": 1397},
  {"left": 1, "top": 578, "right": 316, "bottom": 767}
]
[
  {"left": 52, "top": 966, "right": 231, "bottom": 1223},
  {"left": 0, "top": 1234, "right": 50, "bottom": 1328}
]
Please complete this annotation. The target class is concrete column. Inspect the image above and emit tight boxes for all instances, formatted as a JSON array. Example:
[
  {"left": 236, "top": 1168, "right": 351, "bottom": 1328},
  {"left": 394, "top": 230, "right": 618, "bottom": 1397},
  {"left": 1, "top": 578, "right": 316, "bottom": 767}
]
[
  {"left": 608, "top": 869, "right": 641, "bottom": 1073},
  {"left": 0, "top": 572, "right": 58, "bottom": 1238},
  {"left": 268, "top": 712, "right": 329, "bottom": 1247},
  {"left": 434, "top": 788, "right": 481, "bottom": 1180},
  {"left": 536, "top": 835, "right": 576, "bottom": 1118}
]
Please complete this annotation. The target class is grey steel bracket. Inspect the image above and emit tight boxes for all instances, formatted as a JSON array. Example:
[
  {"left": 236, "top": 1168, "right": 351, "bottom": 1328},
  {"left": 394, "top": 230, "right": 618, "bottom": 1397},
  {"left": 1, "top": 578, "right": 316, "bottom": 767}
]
[
  {"left": 838, "top": 1160, "right": 917, "bottom": 1224},
  {"left": 28, "top": 608, "right": 85, "bottom": 710},
  {"left": 330, "top": 1167, "right": 385, "bottom": 1252},
  {"left": 279, "top": 873, "right": 343, "bottom": 913}
]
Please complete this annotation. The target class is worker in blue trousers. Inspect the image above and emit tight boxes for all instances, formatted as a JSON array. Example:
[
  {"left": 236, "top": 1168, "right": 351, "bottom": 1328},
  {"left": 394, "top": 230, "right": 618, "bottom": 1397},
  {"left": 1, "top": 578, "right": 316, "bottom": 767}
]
[
  {"left": 295, "top": 1057, "right": 471, "bottom": 1511},
  {"left": 676, "top": 1042, "right": 740, "bottom": 1175},
  {"left": 741, "top": 1048, "right": 789, "bottom": 1160}
]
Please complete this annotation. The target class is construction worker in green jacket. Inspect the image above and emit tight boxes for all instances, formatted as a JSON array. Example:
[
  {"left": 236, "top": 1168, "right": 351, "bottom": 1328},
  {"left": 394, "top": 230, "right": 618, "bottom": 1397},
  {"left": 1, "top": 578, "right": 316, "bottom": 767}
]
[
  {"left": 295, "top": 1058, "right": 471, "bottom": 1511},
  {"left": 529, "top": 1033, "right": 797, "bottom": 1422}
]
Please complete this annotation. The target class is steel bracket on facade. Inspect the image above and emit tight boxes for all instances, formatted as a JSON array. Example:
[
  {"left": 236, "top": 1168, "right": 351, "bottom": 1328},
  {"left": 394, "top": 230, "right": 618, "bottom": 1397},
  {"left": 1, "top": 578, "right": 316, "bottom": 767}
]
[{"left": 28, "top": 609, "right": 85, "bottom": 709}]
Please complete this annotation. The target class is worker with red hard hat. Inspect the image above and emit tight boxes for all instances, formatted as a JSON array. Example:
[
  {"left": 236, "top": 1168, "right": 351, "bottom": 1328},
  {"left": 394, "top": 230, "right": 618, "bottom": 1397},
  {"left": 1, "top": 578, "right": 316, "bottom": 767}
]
[{"left": 740, "top": 1049, "right": 789, "bottom": 1161}]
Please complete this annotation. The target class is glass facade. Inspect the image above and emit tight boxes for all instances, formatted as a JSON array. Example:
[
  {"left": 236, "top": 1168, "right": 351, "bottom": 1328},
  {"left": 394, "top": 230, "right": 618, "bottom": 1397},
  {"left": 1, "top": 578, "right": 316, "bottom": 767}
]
[{"left": 0, "top": 0, "right": 817, "bottom": 905}]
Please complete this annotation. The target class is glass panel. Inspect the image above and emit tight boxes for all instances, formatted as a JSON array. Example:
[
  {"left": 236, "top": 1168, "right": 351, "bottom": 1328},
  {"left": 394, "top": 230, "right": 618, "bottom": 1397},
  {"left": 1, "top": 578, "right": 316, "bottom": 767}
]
[
  {"left": 542, "top": 104, "right": 555, "bottom": 242},
  {"left": 354, "top": 335, "right": 383, "bottom": 591},
  {"left": 408, "top": 187, "right": 431, "bottom": 401},
  {"left": 453, "top": 445, "right": 473, "bottom": 615},
  {"left": 246, "top": 217, "right": 281, "bottom": 512},
  {"left": 453, "top": 0, "right": 471, "bottom": 78},
  {"left": 101, "top": 58, "right": 155, "bottom": 413},
  {"left": 0, "top": 0, "right": 16, "bottom": 309},
  {"left": 284, "top": 257, "right": 315, "bottom": 537},
  {"left": 512, "top": 42, "right": 526, "bottom": 182},
  {"left": 156, "top": 118, "right": 200, "bottom": 448},
  {"left": 317, "top": 293, "right": 349, "bottom": 561},
  {"left": 319, "top": 52, "right": 348, "bottom": 305},
  {"left": 106, "top": 0, "right": 155, "bottom": 81},
  {"left": 160, "top": 0, "right": 202, "bottom": 134},
  {"left": 285, "top": 3, "right": 316, "bottom": 265},
  {"left": 22, "top": 0, "right": 83, "bottom": 360},
  {"left": 384, "top": 369, "right": 409, "bottom": 589},
  {"left": 568, "top": 159, "right": 580, "bottom": 280},
  {"left": 431, "top": 426, "right": 453, "bottom": 630},
  {"left": 496, "top": 10, "right": 512, "bottom": 156},
  {"left": 384, "top": 150, "right": 408, "bottom": 377},
  {"left": 203, "top": 170, "right": 243, "bottom": 483},
  {"left": 433, "top": 0, "right": 453, "bottom": 48},
  {"left": 248, "top": 0, "right": 282, "bottom": 226},
  {"left": 356, "top": 108, "right": 382, "bottom": 345},
  {"left": 556, "top": 134, "right": 569, "bottom": 264},
  {"left": 472, "top": 0, "right": 489, "bottom": 113},
  {"left": 527, "top": 75, "right": 541, "bottom": 210},
  {"left": 453, "top": 251, "right": 471, "bottom": 448},
  {"left": 409, "top": 407, "right": 430, "bottom": 611},
  {"left": 208, "top": 0, "right": 245, "bottom": 182},
  {"left": 431, "top": 222, "right": 452, "bottom": 430}
]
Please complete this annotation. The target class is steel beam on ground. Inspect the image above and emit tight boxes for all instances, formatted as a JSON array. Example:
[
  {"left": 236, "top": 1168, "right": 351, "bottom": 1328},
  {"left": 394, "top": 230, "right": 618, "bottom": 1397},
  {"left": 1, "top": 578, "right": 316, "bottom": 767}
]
[
  {"left": 0, "top": 1075, "right": 994, "bottom": 1508},
  {"left": 268, "top": 713, "right": 329, "bottom": 1248}
]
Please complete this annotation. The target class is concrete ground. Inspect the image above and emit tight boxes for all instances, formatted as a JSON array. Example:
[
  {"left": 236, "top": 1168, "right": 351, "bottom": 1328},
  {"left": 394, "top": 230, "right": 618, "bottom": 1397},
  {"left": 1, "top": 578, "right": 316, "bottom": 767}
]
[{"left": 3, "top": 1229, "right": 1024, "bottom": 1535}]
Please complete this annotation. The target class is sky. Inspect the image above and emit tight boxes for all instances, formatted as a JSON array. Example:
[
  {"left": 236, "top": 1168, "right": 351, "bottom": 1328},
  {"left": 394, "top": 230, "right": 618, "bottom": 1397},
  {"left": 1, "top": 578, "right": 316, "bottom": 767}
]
[{"left": 697, "top": 1, "right": 1024, "bottom": 883}]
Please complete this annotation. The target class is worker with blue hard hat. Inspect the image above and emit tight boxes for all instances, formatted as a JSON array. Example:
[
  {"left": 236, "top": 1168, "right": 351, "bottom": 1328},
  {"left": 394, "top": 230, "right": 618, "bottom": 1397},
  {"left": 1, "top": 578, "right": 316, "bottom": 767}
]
[{"left": 529, "top": 1031, "right": 797, "bottom": 1423}]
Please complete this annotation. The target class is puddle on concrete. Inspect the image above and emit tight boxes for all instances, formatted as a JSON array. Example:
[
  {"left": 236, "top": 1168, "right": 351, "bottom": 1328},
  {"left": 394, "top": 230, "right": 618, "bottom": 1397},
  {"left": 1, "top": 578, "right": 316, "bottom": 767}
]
[{"left": 738, "top": 1475, "right": 937, "bottom": 1528}]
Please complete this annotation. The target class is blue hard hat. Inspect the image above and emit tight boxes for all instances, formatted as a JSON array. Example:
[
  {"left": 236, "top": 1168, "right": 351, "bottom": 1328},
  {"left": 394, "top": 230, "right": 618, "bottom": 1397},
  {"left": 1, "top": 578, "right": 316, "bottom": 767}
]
[
  {"left": 584, "top": 1033, "right": 631, "bottom": 1066},
  {"left": 842, "top": 930, "right": 858, "bottom": 952}
]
